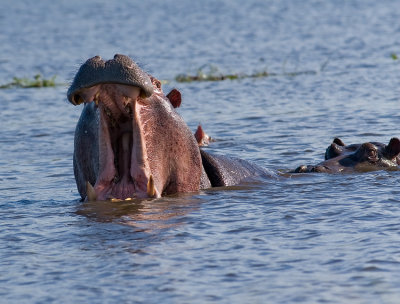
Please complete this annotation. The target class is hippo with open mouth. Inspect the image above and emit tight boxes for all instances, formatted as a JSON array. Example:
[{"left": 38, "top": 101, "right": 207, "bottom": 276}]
[
  {"left": 292, "top": 137, "right": 400, "bottom": 173},
  {"left": 68, "top": 54, "right": 264, "bottom": 201}
]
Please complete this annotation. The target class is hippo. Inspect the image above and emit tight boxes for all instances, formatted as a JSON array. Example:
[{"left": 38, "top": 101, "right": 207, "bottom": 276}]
[
  {"left": 292, "top": 137, "right": 400, "bottom": 173},
  {"left": 67, "top": 54, "right": 265, "bottom": 201}
]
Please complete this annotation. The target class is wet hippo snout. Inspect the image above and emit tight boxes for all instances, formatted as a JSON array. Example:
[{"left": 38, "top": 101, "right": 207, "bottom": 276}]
[{"left": 67, "top": 54, "right": 154, "bottom": 105}]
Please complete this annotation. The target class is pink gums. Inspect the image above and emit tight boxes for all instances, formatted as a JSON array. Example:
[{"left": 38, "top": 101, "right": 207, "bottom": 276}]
[{"left": 89, "top": 84, "right": 157, "bottom": 200}]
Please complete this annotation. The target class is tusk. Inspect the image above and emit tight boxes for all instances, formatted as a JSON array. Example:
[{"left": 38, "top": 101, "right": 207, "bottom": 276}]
[
  {"left": 86, "top": 181, "right": 97, "bottom": 201},
  {"left": 147, "top": 175, "right": 156, "bottom": 197}
]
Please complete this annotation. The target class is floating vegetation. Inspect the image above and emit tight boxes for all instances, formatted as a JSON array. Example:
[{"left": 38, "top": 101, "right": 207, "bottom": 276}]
[
  {"left": 391, "top": 53, "right": 398, "bottom": 60},
  {"left": 175, "top": 64, "right": 320, "bottom": 83},
  {"left": 176, "top": 65, "right": 243, "bottom": 82},
  {"left": 0, "top": 74, "right": 58, "bottom": 89},
  {"left": 1, "top": 60, "right": 330, "bottom": 88}
]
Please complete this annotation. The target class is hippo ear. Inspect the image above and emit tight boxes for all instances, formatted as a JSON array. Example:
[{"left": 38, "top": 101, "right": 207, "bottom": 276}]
[
  {"left": 325, "top": 143, "right": 343, "bottom": 160},
  {"left": 333, "top": 137, "right": 345, "bottom": 146},
  {"left": 166, "top": 89, "right": 182, "bottom": 108},
  {"left": 385, "top": 138, "right": 400, "bottom": 158},
  {"left": 194, "top": 124, "right": 212, "bottom": 146}
]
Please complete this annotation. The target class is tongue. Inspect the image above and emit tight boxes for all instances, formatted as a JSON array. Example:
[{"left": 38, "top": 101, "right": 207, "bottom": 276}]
[{"left": 107, "top": 132, "right": 135, "bottom": 199}]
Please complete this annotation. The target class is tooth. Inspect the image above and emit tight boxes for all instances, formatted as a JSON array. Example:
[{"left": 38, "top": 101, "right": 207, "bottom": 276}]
[
  {"left": 111, "top": 198, "right": 122, "bottom": 203},
  {"left": 124, "top": 104, "right": 132, "bottom": 114},
  {"left": 86, "top": 181, "right": 97, "bottom": 201},
  {"left": 147, "top": 175, "right": 156, "bottom": 197},
  {"left": 125, "top": 197, "right": 134, "bottom": 201},
  {"left": 94, "top": 93, "right": 100, "bottom": 106},
  {"left": 123, "top": 96, "right": 132, "bottom": 114},
  {"left": 105, "top": 107, "right": 112, "bottom": 117}
]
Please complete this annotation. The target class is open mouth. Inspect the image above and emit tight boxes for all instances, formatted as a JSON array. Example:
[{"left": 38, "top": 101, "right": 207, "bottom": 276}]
[
  {"left": 97, "top": 107, "right": 137, "bottom": 200},
  {"left": 67, "top": 55, "right": 169, "bottom": 201},
  {"left": 80, "top": 84, "right": 157, "bottom": 201}
]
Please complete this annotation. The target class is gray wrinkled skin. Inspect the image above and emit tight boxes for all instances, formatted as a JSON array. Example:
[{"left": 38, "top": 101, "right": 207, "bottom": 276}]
[
  {"left": 200, "top": 150, "right": 266, "bottom": 187},
  {"left": 73, "top": 102, "right": 100, "bottom": 198},
  {"left": 67, "top": 54, "right": 153, "bottom": 105}
]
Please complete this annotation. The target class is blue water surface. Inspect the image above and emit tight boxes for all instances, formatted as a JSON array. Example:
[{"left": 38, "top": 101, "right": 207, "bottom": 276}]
[{"left": 1, "top": 0, "right": 400, "bottom": 303}]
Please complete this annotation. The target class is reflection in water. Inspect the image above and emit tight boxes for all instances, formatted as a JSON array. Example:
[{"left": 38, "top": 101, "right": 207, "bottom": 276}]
[
  {"left": 76, "top": 193, "right": 203, "bottom": 232},
  {"left": 76, "top": 174, "right": 274, "bottom": 232}
]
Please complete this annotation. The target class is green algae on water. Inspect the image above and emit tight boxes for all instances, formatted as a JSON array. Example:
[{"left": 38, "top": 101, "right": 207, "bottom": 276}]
[
  {"left": 174, "top": 64, "right": 324, "bottom": 83},
  {"left": 175, "top": 64, "right": 270, "bottom": 83},
  {"left": 0, "top": 74, "right": 58, "bottom": 89}
]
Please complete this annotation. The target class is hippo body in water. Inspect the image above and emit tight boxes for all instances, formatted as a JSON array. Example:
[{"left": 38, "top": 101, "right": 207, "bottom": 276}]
[
  {"left": 68, "top": 54, "right": 264, "bottom": 201},
  {"left": 293, "top": 137, "right": 400, "bottom": 173}
]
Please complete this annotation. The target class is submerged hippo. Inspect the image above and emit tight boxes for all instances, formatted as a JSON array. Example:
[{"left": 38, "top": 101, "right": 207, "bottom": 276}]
[
  {"left": 67, "top": 54, "right": 264, "bottom": 201},
  {"left": 293, "top": 137, "right": 400, "bottom": 173}
]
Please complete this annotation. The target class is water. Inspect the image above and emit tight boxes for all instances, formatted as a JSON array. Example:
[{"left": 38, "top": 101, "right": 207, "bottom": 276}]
[{"left": 1, "top": 0, "right": 400, "bottom": 303}]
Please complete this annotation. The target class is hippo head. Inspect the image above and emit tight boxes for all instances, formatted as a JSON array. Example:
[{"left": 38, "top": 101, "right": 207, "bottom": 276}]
[
  {"left": 325, "top": 137, "right": 400, "bottom": 164},
  {"left": 68, "top": 55, "right": 202, "bottom": 200},
  {"left": 349, "top": 138, "right": 400, "bottom": 167},
  {"left": 293, "top": 137, "right": 400, "bottom": 173}
]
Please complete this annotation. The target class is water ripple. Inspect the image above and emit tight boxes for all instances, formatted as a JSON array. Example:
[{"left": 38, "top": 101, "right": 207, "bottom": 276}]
[{"left": 1, "top": 0, "right": 400, "bottom": 303}]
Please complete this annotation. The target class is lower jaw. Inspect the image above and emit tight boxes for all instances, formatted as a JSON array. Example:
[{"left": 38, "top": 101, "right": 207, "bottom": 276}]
[{"left": 93, "top": 181, "right": 148, "bottom": 201}]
